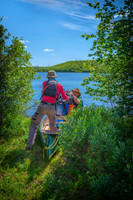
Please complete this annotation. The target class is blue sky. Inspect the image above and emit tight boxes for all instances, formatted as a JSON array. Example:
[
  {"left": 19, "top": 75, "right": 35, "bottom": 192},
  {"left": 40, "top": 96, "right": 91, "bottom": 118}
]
[{"left": 1, "top": 0, "right": 123, "bottom": 67}]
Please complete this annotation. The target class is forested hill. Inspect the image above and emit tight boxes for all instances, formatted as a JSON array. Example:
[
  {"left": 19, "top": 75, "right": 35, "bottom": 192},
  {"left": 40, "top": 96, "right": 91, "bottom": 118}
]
[{"left": 33, "top": 60, "right": 92, "bottom": 72}]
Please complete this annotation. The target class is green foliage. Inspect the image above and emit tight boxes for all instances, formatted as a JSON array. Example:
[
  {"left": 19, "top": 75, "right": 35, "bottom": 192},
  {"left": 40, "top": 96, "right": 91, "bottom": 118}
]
[
  {"left": 82, "top": 0, "right": 133, "bottom": 115},
  {"left": 40, "top": 105, "right": 133, "bottom": 200},
  {"left": 0, "top": 18, "right": 35, "bottom": 138},
  {"left": 0, "top": 106, "right": 132, "bottom": 200},
  {"left": 0, "top": 116, "right": 52, "bottom": 200},
  {"left": 33, "top": 60, "right": 92, "bottom": 72}
]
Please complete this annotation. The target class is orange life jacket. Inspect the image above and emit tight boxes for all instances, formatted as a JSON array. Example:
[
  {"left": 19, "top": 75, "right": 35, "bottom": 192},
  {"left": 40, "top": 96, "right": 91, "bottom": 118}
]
[{"left": 67, "top": 102, "right": 75, "bottom": 115}]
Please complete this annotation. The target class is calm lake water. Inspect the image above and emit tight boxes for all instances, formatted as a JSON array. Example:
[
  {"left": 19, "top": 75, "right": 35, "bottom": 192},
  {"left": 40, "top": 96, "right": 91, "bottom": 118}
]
[{"left": 26, "top": 72, "right": 109, "bottom": 116}]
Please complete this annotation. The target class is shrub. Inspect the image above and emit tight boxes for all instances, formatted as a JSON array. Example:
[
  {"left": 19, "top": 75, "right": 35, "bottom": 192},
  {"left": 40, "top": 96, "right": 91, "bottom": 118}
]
[
  {"left": 0, "top": 18, "right": 35, "bottom": 139},
  {"left": 40, "top": 105, "right": 133, "bottom": 200}
]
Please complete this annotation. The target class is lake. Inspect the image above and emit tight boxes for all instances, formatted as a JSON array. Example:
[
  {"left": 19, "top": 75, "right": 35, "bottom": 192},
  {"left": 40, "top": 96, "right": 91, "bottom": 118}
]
[{"left": 26, "top": 72, "right": 109, "bottom": 116}]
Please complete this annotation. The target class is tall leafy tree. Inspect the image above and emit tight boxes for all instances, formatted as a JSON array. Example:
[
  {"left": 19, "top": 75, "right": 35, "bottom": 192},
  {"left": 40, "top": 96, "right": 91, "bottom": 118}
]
[
  {"left": 82, "top": 0, "right": 133, "bottom": 115},
  {"left": 0, "top": 18, "right": 35, "bottom": 136}
]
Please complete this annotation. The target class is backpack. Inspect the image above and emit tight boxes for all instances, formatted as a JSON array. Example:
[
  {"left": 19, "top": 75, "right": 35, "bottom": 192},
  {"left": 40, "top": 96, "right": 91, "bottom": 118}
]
[{"left": 41, "top": 80, "right": 57, "bottom": 100}]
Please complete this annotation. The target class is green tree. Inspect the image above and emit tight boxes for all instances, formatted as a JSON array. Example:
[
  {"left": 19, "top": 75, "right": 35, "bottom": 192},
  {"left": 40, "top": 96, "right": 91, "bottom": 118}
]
[
  {"left": 82, "top": 0, "right": 133, "bottom": 115},
  {"left": 0, "top": 18, "right": 35, "bottom": 137}
]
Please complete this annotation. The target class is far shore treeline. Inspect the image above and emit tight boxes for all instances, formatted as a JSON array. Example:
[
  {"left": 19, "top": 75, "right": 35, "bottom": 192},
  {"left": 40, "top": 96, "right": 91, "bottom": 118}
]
[{"left": 33, "top": 60, "right": 92, "bottom": 72}]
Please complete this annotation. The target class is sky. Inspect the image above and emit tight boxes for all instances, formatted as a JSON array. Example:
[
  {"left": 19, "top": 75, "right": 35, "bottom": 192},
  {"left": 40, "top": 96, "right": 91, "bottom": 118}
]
[{"left": 1, "top": 0, "right": 124, "bottom": 67}]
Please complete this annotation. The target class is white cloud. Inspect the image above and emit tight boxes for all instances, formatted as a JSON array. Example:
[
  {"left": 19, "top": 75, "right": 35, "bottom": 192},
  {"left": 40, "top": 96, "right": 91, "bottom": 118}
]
[
  {"left": 114, "top": 14, "right": 123, "bottom": 18},
  {"left": 25, "top": 40, "right": 30, "bottom": 43},
  {"left": 22, "top": 0, "right": 87, "bottom": 9},
  {"left": 20, "top": 40, "right": 25, "bottom": 44},
  {"left": 65, "top": 11, "right": 96, "bottom": 22},
  {"left": 114, "top": 10, "right": 129, "bottom": 19},
  {"left": 22, "top": 0, "right": 98, "bottom": 29},
  {"left": 22, "top": 0, "right": 93, "bottom": 21},
  {"left": 20, "top": 40, "right": 30, "bottom": 44},
  {"left": 61, "top": 22, "right": 89, "bottom": 32},
  {"left": 43, "top": 48, "right": 54, "bottom": 52}
]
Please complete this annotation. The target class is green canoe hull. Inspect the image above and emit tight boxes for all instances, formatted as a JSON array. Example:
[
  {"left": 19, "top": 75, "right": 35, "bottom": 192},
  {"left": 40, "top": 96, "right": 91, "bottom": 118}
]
[{"left": 39, "top": 116, "right": 64, "bottom": 159}]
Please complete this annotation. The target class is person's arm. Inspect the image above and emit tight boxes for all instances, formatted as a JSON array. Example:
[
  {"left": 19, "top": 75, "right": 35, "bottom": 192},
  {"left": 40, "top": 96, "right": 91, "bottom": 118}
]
[
  {"left": 57, "top": 83, "right": 69, "bottom": 100},
  {"left": 72, "top": 94, "right": 80, "bottom": 104}
]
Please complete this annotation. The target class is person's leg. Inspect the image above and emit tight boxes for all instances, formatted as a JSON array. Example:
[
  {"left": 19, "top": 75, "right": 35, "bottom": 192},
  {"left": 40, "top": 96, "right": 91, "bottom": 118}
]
[
  {"left": 46, "top": 105, "right": 57, "bottom": 134},
  {"left": 27, "top": 103, "right": 46, "bottom": 149}
]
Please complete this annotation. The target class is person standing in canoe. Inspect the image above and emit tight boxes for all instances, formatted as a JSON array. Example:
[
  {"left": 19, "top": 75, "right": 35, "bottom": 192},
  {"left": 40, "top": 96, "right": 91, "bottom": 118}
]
[{"left": 27, "top": 70, "right": 69, "bottom": 150}]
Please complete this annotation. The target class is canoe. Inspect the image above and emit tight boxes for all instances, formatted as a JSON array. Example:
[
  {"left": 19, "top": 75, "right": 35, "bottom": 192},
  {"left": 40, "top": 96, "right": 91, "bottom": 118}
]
[
  {"left": 39, "top": 92, "right": 73, "bottom": 159},
  {"left": 39, "top": 116, "right": 66, "bottom": 159}
]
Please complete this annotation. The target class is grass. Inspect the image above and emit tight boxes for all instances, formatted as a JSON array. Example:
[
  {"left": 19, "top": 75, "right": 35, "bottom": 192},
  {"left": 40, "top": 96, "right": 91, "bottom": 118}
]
[{"left": 0, "top": 121, "right": 61, "bottom": 200}]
